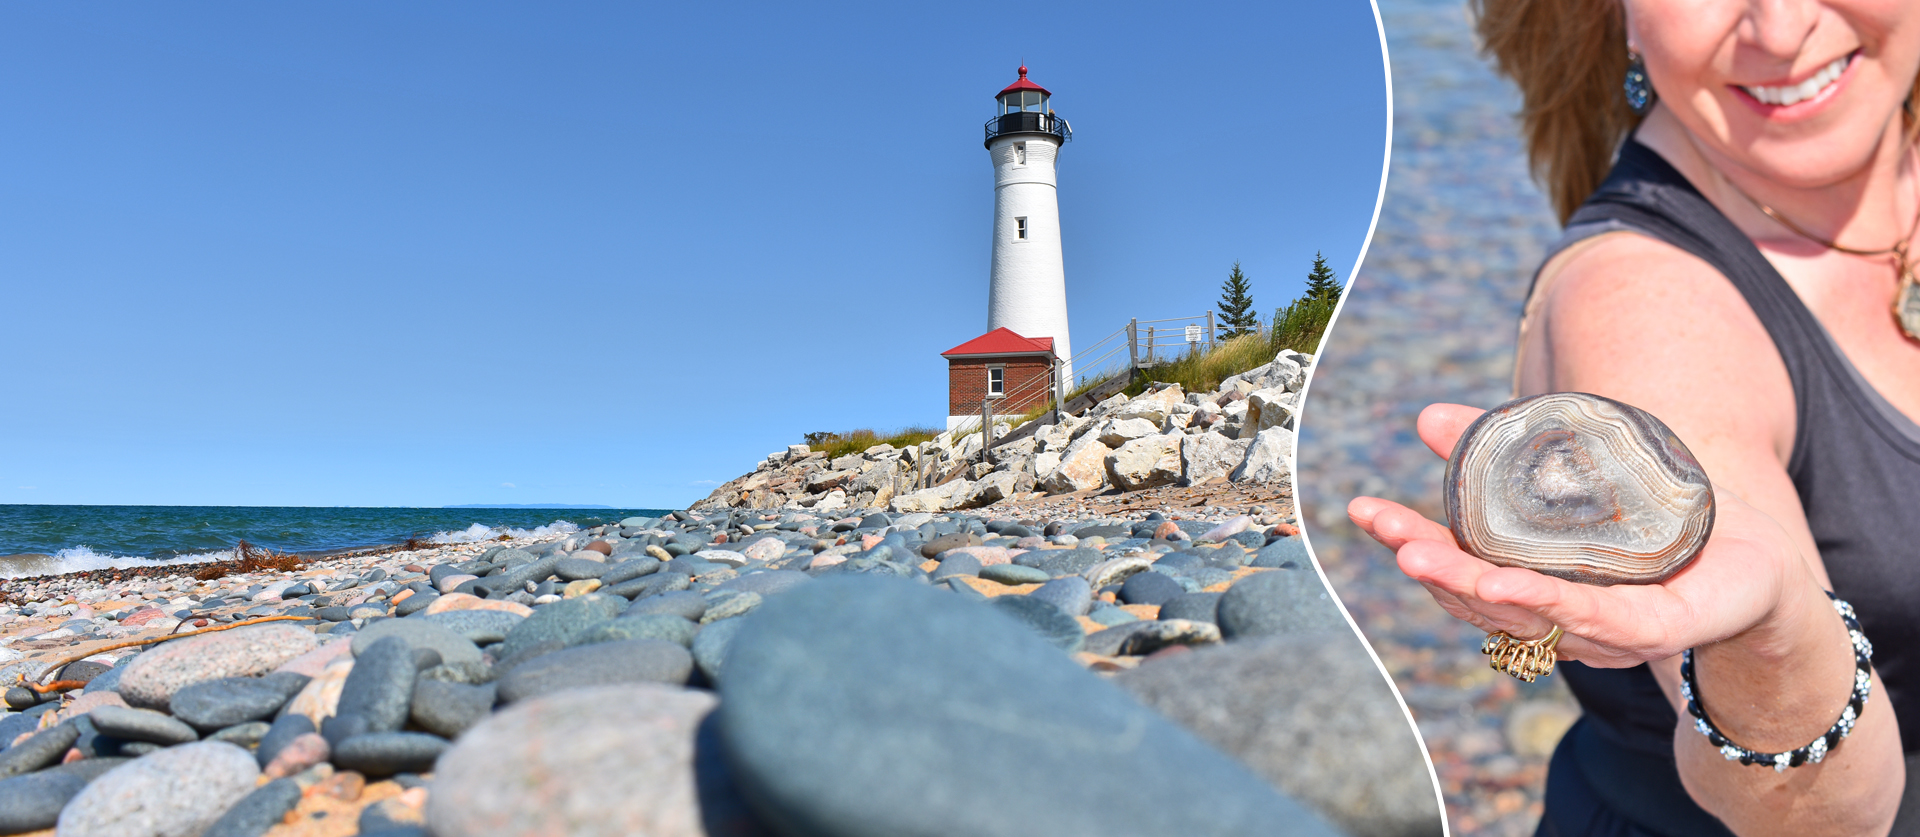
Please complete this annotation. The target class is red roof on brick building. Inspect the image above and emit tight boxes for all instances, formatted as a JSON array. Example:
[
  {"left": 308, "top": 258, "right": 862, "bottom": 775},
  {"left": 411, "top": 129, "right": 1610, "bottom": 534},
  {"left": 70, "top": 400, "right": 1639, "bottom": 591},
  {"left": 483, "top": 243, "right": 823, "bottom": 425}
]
[{"left": 941, "top": 327, "right": 1055, "bottom": 358}]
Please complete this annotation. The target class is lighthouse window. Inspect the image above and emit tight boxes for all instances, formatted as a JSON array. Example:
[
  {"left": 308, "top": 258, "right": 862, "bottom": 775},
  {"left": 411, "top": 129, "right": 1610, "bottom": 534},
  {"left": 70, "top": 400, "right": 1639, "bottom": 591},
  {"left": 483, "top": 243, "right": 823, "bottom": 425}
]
[
  {"left": 1014, "top": 143, "right": 1026, "bottom": 164},
  {"left": 1015, "top": 217, "right": 1028, "bottom": 240},
  {"left": 988, "top": 367, "right": 1005, "bottom": 396}
]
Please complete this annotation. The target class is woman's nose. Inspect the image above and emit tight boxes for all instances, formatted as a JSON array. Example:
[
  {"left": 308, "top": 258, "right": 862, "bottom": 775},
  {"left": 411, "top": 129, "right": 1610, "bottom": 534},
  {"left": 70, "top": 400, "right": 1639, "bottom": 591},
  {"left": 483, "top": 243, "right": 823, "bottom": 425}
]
[{"left": 1736, "top": 0, "right": 1821, "bottom": 63}]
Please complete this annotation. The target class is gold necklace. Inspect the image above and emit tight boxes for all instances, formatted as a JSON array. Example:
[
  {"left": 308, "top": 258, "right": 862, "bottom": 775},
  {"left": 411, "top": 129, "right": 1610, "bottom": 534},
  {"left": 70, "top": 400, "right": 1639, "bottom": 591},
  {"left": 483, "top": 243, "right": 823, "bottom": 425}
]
[{"left": 1720, "top": 156, "right": 1920, "bottom": 341}]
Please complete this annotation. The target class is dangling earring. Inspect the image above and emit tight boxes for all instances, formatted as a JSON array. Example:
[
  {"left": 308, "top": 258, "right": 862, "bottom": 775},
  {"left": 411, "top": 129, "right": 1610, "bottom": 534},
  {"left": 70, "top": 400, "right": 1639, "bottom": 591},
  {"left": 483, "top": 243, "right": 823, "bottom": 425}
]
[{"left": 1624, "top": 51, "right": 1655, "bottom": 115}]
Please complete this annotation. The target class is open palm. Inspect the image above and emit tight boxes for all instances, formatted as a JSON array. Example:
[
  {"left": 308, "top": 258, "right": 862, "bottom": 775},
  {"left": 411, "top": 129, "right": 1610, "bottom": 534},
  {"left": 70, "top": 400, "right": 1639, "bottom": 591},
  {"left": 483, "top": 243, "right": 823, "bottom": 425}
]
[{"left": 1347, "top": 403, "right": 1811, "bottom": 668}]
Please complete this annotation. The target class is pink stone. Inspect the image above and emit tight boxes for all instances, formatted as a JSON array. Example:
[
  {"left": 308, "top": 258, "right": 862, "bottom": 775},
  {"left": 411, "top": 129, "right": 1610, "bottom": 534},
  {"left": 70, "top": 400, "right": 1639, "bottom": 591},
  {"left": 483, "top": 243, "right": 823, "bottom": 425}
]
[
  {"left": 263, "top": 733, "right": 331, "bottom": 779},
  {"left": 119, "top": 607, "right": 169, "bottom": 627},
  {"left": 276, "top": 637, "right": 353, "bottom": 678},
  {"left": 117, "top": 623, "right": 318, "bottom": 711},
  {"left": 741, "top": 539, "right": 784, "bottom": 562},
  {"left": 859, "top": 534, "right": 885, "bottom": 550},
  {"left": 436, "top": 574, "right": 478, "bottom": 594},
  {"left": 57, "top": 690, "right": 126, "bottom": 722},
  {"left": 1153, "top": 521, "right": 1181, "bottom": 540},
  {"left": 940, "top": 546, "right": 1012, "bottom": 567},
  {"left": 808, "top": 554, "right": 847, "bottom": 570}
]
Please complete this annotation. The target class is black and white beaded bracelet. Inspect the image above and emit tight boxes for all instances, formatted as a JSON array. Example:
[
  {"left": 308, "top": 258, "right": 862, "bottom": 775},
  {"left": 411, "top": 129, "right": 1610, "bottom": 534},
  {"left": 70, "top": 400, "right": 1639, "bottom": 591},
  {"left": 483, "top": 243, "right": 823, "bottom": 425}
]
[{"left": 1680, "top": 591, "right": 1874, "bottom": 772}]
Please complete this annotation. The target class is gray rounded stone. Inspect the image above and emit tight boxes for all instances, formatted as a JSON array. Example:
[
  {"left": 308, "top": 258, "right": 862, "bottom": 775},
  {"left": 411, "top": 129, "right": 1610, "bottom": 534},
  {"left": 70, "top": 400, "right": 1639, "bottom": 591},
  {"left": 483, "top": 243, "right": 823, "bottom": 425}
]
[
  {"left": 601, "top": 557, "right": 662, "bottom": 586},
  {"left": 1157, "top": 592, "right": 1224, "bottom": 624},
  {"left": 978, "top": 564, "right": 1049, "bottom": 586},
  {"left": 352, "top": 619, "right": 483, "bottom": 666},
  {"left": 1116, "top": 636, "right": 1443, "bottom": 837},
  {"left": 202, "top": 777, "right": 302, "bottom": 837},
  {"left": 716, "top": 570, "right": 810, "bottom": 598},
  {"left": 690, "top": 617, "right": 746, "bottom": 685},
  {"left": 169, "top": 674, "right": 306, "bottom": 732},
  {"left": 89, "top": 705, "right": 198, "bottom": 746},
  {"left": 602, "top": 613, "right": 699, "bottom": 648},
  {"left": 428, "top": 684, "right": 767, "bottom": 837},
  {"left": 255, "top": 713, "right": 315, "bottom": 768},
  {"left": 411, "top": 680, "right": 497, "bottom": 739},
  {"left": 333, "top": 732, "right": 451, "bottom": 777},
  {"left": 1251, "top": 535, "right": 1309, "bottom": 569},
  {"left": 57, "top": 741, "right": 260, "bottom": 837},
  {"left": 990, "top": 596, "right": 1086, "bottom": 653},
  {"left": 1119, "top": 572, "right": 1186, "bottom": 606},
  {"left": 700, "top": 590, "right": 762, "bottom": 624},
  {"left": 421, "top": 610, "right": 525, "bottom": 645},
  {"left": 0, "top": 769, "right": 89, "bottom": 834},
  {"left": 928, "top": 553, "right": 981, "bottom": 581},
  {"left": 205, "top": 721, "right": 273, "bottom": 748},
  {"left": 325, "top": 635, "right": 416, "bottom": 745},
  {"left": 608, "top": 571, "right": 692, "bottom": 600},
  {"left": 624, "top": 590, "right": 707, "bottom": 621},
  {"left": 554, "top": 557, "right": 611, "bottom": 581},
  {"left": 717, "top": 576, "right": 1340, "bottom": 837},
  {"left": 499, "top": 595, "right": 625, "bottom": 661},
  {"left": 1217, "top": 570, "right": 1349, "bottom": 641},
  {"left": 1029, "top": 547, "right": 1106, "bottom": 578},
  {"left": 1027, "top": 576, "right": 1092, "bottom": 617},
  {"left": 497, "top": 639, "right": 694, "bottom": 703}
]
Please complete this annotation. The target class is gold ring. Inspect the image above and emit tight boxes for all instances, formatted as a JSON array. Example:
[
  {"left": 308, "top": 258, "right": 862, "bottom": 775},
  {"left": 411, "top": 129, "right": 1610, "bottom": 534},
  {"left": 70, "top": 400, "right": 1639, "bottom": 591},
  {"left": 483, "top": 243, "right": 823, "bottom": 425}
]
[{"left": 1482, "top": 625, "right": 1564, "bottom": 682}]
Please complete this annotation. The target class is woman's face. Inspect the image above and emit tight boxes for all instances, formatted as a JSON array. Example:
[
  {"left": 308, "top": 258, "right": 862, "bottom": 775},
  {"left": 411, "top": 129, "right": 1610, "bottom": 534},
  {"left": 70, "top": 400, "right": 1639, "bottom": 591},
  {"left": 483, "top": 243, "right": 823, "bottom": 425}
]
[{"left": 1628, "top": 0, "right": 1920, "bottom": 188}]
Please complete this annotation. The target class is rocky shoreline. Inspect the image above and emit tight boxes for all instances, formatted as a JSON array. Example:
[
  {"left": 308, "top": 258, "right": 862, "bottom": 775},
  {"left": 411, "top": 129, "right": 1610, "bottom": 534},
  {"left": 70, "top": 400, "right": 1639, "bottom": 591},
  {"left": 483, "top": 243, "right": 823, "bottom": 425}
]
[
  {"left": 692, "top": 350, "right": 1313, "bottom": 517},
  {"left": 0, "top": 493, "right": 1440, "bottom": 837}
]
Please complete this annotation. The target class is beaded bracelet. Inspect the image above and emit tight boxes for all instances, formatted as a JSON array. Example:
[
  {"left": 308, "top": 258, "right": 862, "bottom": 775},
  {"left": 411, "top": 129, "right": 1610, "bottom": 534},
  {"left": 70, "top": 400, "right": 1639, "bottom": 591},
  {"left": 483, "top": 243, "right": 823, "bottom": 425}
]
[{"left": 1681, "top": 591, "right": 1873, "bottom": 772}]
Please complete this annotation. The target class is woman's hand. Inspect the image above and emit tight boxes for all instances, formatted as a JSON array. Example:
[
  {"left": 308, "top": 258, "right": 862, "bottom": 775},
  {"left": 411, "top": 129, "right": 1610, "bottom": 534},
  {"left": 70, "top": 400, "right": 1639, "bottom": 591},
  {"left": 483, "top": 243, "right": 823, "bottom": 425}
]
[{"left": 1346, "top": 402, "right": 1823, "bottom": 669}]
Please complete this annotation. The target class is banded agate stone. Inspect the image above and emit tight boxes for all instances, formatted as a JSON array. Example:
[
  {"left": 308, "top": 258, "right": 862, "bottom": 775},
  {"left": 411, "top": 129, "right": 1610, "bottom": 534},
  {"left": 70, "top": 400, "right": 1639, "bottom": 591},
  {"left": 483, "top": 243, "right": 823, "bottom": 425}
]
[{"left": 1445, "top": 392, "right": 1714, "bottom": 586}]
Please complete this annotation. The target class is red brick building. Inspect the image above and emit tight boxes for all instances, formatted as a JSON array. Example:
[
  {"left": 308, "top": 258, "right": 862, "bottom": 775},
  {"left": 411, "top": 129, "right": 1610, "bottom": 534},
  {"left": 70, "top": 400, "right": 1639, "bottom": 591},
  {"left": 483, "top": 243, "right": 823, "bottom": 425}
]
[{"left": 941, "top": 327, "right": 1057, "bottom": 431}]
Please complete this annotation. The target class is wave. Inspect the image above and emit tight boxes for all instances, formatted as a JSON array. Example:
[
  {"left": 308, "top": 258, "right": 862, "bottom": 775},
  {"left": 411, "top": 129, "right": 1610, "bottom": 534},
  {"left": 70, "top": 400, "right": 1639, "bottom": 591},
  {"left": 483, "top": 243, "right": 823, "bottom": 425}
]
[
  {"left": 429, "top": 520, "right": 580, "bottom": 545},
  {"left": 0, "top": 546, "right": 233, "bottom": 580}
]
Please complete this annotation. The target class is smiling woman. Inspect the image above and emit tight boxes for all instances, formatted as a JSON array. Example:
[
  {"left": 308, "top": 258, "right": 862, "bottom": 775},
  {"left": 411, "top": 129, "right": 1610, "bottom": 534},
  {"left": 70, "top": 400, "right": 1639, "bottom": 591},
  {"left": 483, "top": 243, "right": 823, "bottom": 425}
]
[{"left": 1344, "top": 0, "right": 1920, "bottom": 835}]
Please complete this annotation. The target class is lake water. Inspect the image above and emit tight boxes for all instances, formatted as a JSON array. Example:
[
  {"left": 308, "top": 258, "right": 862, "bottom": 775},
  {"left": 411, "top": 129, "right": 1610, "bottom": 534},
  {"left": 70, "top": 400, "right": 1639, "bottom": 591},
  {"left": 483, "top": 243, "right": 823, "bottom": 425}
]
[
  {"left": 0, "top": 504, "right": 670, "bottom": 578},
  {"left": 1298, "top": 0, "right": 1575, "bottom": 833}
]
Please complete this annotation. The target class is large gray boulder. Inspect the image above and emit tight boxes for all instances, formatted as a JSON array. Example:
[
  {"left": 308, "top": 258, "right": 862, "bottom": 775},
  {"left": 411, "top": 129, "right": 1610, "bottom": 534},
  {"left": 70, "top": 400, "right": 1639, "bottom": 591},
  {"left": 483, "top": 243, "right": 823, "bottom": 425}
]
[
  {"left": 1105, "top": 434, "right": 1183, "bottom": 491},
  {"left": 1180, "top": 432, "right": 1251, "bottom": 486},
  {"left": 1040, "top": 435, "right": 1110, "bottom": 494},
  {"left": 1231, "top": 426, "right": 1293, "bottom": 483}
]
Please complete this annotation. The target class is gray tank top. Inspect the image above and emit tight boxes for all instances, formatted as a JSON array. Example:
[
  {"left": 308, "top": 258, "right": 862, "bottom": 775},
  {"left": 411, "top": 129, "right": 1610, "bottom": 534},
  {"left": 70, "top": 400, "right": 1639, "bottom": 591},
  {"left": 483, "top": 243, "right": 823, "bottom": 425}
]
[{"left": 1533, "top": 139, "right": 1920, "bottom": 835}]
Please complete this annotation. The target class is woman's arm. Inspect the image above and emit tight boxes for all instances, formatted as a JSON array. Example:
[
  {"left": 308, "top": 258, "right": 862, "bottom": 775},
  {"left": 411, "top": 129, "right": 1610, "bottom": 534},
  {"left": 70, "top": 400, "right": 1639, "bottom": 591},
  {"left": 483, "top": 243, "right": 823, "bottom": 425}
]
[{"left": 1353, "top": 231, "right": 1903, "bottom": 837}]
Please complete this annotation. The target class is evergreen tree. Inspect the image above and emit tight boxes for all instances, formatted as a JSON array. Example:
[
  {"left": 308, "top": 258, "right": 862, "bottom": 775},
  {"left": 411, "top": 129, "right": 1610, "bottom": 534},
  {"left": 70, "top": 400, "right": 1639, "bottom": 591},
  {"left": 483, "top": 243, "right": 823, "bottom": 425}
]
[
  {"left": 1304, "top": 251, "right": 1342, "bottom": 302},
  {"left": 1216, "top": 261, "right": 1259, "bottom": 338}
]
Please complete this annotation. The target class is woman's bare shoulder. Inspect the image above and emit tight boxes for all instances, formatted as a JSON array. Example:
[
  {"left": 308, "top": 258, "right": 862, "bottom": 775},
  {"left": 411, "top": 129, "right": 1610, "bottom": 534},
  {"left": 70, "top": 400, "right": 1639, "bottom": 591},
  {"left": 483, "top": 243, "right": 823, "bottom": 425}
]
[{"left": 1534, "top": 229, "right": 1797, "bottom": 464}]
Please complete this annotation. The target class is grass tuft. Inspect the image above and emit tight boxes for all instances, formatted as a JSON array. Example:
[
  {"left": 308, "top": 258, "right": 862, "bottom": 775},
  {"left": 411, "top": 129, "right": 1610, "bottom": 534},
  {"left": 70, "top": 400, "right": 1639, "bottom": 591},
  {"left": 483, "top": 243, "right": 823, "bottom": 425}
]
[{"left": 801, "top": 426, "right": 944, "bottom": 460}]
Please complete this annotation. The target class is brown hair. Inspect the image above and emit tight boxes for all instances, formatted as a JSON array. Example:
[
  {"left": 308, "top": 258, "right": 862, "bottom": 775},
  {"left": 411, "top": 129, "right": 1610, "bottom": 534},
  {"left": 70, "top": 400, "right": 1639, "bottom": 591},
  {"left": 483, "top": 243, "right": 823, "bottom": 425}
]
[
  {"left": 1473, "top": 0, "right": 1920, "bottom": 225},
  {"left": 1471, "top": 0, "right": 1640, "bottom": 224}
]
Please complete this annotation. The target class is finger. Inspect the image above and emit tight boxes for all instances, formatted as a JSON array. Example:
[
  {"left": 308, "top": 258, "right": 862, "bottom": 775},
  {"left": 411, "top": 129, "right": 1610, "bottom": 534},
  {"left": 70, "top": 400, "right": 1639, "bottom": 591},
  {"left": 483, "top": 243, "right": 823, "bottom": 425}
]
[
  {"left": 1475, "top": 566, "right": 1683, "bottom": 656},
  {"left": 1346, "top": 496, "right": 1395, "bottom": 532},
  {"left": 1416, "top": 403, "right": 1486, "bottom": 460},
  {"left": 1365, "top": 503, "right": 1458, "bottom": 550}
]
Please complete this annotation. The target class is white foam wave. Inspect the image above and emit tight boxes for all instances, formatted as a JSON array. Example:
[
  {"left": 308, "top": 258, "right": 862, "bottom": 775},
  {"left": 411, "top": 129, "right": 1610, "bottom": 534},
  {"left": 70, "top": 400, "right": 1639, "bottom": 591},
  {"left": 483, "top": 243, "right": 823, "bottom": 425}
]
[
  {"left": 430, "top": 520, "right": 580, "bottom": 544},
  {"left": 0, "top": 546, "right": 232, "bottom": 580}
]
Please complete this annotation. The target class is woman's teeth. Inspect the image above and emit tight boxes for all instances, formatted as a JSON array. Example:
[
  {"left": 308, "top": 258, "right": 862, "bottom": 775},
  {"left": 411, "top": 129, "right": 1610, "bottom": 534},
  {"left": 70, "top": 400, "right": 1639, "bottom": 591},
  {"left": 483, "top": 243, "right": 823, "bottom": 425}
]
[{"left": 1741, "top": 54, "right": 1854, "bottom": 106}]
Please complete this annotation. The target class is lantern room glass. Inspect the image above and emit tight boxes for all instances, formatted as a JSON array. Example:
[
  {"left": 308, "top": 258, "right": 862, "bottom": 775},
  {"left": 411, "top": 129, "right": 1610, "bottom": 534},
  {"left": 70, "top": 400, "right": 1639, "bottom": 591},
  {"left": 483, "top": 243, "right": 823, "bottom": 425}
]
[{"left": 998, "top": 91, "right": 1049, "bottom": 115}]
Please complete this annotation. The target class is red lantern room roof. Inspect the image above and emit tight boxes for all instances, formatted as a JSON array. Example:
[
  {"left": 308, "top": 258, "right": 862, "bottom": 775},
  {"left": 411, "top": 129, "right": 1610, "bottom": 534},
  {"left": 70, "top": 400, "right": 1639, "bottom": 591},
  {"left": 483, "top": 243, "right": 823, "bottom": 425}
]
[{"left": 997, "top": 65, "right": 1050, "bottom": 97}]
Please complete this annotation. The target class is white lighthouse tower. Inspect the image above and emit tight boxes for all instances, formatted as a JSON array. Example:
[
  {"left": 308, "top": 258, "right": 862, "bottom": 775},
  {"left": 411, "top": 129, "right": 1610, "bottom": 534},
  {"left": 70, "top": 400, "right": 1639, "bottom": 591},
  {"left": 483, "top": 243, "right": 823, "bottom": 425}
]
[{"left": 985, "top": 66, "right": 1072, "bottom": 381}]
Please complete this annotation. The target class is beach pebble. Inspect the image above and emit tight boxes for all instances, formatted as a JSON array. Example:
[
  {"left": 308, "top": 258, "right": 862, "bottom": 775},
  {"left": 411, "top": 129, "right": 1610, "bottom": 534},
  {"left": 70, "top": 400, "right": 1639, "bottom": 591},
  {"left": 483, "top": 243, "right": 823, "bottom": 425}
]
[
  {"left": 420, "top": 609, "right": 525, "bottom": 645},
  {"left": 89, "top": 705, "right": 198, "bottom": 745},
  {"left": 1250, "top": 535, "right": 1308, "bottom": 569},
  {"left": 1217, "top": 570, "right": 1348, "bottom": 640},
  {"left": 0, "top": 721, "right": 80, "bottom": 777},
  {"left": 1157, "top": 592, "right": 1224, "bottom": 624},
  {"left": 0, "top": 768, "right": 90, "bottom": 834},
  {"left": 690, "top": 616, "right": 745, "bottom": 685},
  {"left": 928, "top": 553, "right": 981, "bottom": 581},
  {"left": 169, "top": 673, "right": 308, "bottom": 732},
  {"left": 700, "top": 590, "right": 762, "bottom": 624},
  {"left": 430, "top": 684, "right": 765, "bottom": 837},
  {"left": 324, "top": 636, "right": 416, "bottom": 745},
  {"left": 332, "top": 732, "right": 450, "bottom": 777},
  {"left": 715, "top": 569, "right": 809, "bottom": 598},
  {"left": 116, "top": 623, "right": 317, "bottom": 711},
  {"left": 254, "top": 713, "right": 315, "bottom": 768},
  {"left": 352, "top": 619, "right": 483, "bottom": 666},
  {"left": 205, "top": 720, "right": 273, "bottom": 748},
  {"left": 57, "top": 741, "right": 260, "bottom": 837},
  {"left": 718, "top": 576, "right": 1340, "bottom": 837},
  {"left": 990, "top": 595, "right": 1085, "bottom": 652},
  {"left": 1026, "top": 576, "right": 1092, "bottom": 617},
  {"left": 1117, "top": 635, "right": 1439, "bottom": 837},
  {"left": 979, "top": 563, "right": 1049, "bottom": 586},
  {"left": 599, "top": 613, "right": 698, "bottom": 648},
  {"left": 496, "top": 639, "right": 693, "bottom": 703},
  {"left": 201, "top": 777, "right": 302, "bottom": 837},
  {"left": 410, "top": 680, "right": 496, "bottom": 739},
  {"left": 498, "top": 596, "right": 624, "bottom": 661},
  {"left": 262, "top": 732, "right": 330, "bottom": 779}
]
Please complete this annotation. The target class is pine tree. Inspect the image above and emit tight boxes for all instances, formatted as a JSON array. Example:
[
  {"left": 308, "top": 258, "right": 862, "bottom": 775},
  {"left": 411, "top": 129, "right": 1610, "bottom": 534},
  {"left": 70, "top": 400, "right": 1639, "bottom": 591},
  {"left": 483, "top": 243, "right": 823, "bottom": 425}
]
[
  {"left": 1304, "top": 251, "right": 1342, "bottom": 302},
  {"left": 1216, "top": 262, "right": 1259, "bottom": 338}
]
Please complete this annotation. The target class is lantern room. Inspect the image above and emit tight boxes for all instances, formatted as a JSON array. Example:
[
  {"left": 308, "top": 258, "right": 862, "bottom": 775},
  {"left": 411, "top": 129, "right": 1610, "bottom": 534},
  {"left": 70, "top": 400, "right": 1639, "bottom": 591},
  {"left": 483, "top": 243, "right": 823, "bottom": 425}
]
[{"left": 997, "top": 66, "right": 1050, "bottom": 115}]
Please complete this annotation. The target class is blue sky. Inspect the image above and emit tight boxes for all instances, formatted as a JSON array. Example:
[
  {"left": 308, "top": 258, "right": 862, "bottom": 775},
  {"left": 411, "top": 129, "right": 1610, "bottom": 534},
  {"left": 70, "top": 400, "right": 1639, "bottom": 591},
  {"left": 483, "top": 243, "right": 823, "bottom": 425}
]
[{"left": 0, "top": 1, "right": 1389, "bottom": 509}]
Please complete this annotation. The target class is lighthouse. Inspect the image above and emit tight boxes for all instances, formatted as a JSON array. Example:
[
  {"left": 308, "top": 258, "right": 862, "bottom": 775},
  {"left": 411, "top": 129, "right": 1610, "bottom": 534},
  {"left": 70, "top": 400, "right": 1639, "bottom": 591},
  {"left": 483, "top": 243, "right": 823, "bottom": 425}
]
[{"left": 984, "top": 66, "right": 1072, "bottom": 382}]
